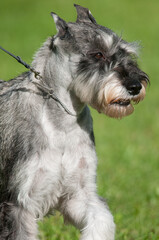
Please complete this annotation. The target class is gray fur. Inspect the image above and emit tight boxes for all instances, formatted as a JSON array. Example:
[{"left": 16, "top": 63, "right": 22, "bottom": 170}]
[{"left": 0, "top": 5, "right": 149, "bottom": 240}]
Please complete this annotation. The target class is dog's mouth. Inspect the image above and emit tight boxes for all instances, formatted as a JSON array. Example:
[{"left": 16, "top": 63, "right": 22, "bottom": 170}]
[
  {"left": 110, "top": 99, "right": 131, "bottom": 106},
  {"left": 104, "top": 98, "right": 134, "bottom": 119}
]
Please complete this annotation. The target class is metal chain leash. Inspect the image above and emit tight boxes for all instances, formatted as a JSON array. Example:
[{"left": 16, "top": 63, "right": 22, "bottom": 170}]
[{"left": 0, "top": 46, "right": 78, "bottom": 117}]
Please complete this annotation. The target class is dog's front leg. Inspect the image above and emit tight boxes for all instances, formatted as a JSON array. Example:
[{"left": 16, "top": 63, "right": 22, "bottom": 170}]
[
  {"left": 59, "top": 187, "right": 115, "bottom": 240},
  {"left": 59, "top": 123, "right": 115, "bottom": 239},
  {"left": 79, "top": 196, "right": 115, "bottom": 240},
  {"left": 0, "top": 202, "right": 38, "bottom": 240}
]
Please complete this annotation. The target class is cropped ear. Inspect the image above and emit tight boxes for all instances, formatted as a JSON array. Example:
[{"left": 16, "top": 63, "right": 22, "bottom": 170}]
[
  {"left": 51, "top": 12, "right": 69, "bottom": 39},
  {"left": 74, "top": 4, "right": 97, "bottom": 24}
]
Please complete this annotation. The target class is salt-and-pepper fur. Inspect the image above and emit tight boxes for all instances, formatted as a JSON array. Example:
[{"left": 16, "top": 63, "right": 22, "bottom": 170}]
[{"left": 0, "top": 5, "right": 149, "bottom": 240}]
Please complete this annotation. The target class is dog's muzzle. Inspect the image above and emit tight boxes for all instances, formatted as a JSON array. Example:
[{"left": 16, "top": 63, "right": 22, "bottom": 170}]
[{"left": 96, "top": 71, "right": 149, "bottom": 119}]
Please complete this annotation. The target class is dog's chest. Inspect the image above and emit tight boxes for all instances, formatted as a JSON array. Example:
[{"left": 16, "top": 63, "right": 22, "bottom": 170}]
[
  {"left": 16, "top": 107, "right": 96, "bottom": 216},
  {"left": 40, "top": 108, "right": 95, "bottom": 177}
]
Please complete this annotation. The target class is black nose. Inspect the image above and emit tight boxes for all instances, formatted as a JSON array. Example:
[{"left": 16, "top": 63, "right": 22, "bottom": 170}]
[{"left": 126, "top": 80, "right": 142, "bottom": 96}]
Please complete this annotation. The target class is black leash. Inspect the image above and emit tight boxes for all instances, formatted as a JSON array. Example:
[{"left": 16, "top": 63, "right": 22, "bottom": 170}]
[
  {"left": 0, "top": 46, "right": 78, "bottom": 117},
  {"left": 0, "top": 46, "right": 41, "bottom": 79}
]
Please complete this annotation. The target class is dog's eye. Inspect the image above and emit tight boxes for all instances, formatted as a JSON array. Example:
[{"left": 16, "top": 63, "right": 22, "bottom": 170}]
[
  {"left": 95, "top": 52, "right": 105, "bottom": 60},
  {"left": 88, "top": 51, "right": 105, "bottom": 60}
]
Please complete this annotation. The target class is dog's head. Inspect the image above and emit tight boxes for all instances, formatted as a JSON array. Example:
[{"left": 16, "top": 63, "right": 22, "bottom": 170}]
[{"left": 51, "top": 4, "right": 149, "bottom": 119}]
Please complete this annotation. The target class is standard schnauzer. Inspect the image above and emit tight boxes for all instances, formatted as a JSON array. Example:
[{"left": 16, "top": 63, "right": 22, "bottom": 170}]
[{"left": 0, "top": 4, "right": 149, "bottom": 240}]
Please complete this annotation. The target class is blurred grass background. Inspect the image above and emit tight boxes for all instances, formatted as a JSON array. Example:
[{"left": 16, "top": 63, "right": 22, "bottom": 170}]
[{"left": 0, "top": 0, "right": 159, "bottom": 239}]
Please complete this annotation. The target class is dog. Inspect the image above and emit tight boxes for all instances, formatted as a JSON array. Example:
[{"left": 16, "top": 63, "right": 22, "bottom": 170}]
[{"left": 0, "top": 4, "right": 149, "bottom": 240}]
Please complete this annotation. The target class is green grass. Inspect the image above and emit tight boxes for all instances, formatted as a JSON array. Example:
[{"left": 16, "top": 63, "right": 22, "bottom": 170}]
[{"left": 0, "top": 0, "right": 159, "bottom": 239}]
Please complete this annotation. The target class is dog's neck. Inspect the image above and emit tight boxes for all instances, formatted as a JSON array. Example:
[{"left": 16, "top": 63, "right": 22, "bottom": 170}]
[{"left": 32, "top": 37, "right": 85, "bottom": 117}]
